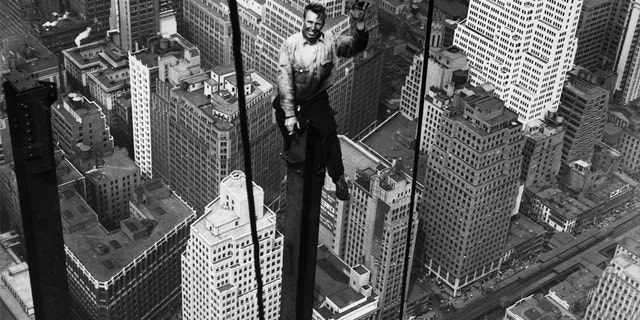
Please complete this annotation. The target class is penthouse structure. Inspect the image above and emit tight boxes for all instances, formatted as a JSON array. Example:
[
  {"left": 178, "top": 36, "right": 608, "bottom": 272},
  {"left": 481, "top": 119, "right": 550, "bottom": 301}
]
[
  {"left": 63, "top": 180, "right": 196, "bottom": 320},
  {"left": 151, "top": 66, "right": 280, "bottom": 213},
  {"left": 454, "top": 0, "right": 581, "bottom": 124},
  {"left": 181, "top": 171, "right": 282, "bottom": 320},
  {"left": 51, "top": 92, "right": 115, "bottom": 158},
  {"left": 558, "top": 69, "right": 610, "bottom": 165},
  {"left": 129, "top": 34, "right": 201, "bottom": 179},
  {"left": 419, "top": 90, "right": 523, "bottom": 295},
  {"left": 314, "top": 245, "right": 378, "bottom": 320}
]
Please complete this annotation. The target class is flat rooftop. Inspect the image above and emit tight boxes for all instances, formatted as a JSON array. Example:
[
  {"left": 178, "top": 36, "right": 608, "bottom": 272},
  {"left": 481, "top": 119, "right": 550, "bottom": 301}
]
[
  {"left": 74, "top": 147, "right": 138, "bottom": 180},
  {"left": 314, "top": 245, "right": 377, "bottom": 318},
  {"left": 507, "top": 293, "right": 577, "bottom": 320},
  {"left": 63, "top": 40, "right": 127, "bottom": 69},
  {"left": 62, "top": 181, "right": 194, "bottom": 282},
  {"left": 0, "top": 33, "right": 58, "bottom": 75},
  {"left": 548, "top": 267, "right": 600, "bottom": 306},
  {"left": 360, "top": 112, "right": 428, "bottom": 181},
  {"left": 55, "top": 151, "right": 83, "bottom": 186},
  {"left": 133, "top": 34, "right": 197, "bottom": 68},
  {"left": 504, "top": 216, "right": 545, "bottom": 250},
  {"left": 1, "top": 263, "right": 32, "bottom": 316}
]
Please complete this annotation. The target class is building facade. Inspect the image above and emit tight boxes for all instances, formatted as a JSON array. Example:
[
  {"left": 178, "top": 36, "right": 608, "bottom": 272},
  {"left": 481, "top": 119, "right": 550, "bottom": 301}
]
[
  {"left": 558, "top": 69, "right": 610, "bottom": 165},
  {"left": 151, "top": 66, "right": 280, "bottom": 213},
  {"left": 418, "top": 91, "right": 523, "bottom": 295},
  {"left": 454, "top": 0, "right": 581, "bottom": 124},
  {"left": 520, "top": 118, "right": 565, "bottom": 187},
  {"left": 129, "top": 34, "right": 201, "bottom": 179},
  {"left": 181, "top": 171, "right": 282, "bottom": 320}
]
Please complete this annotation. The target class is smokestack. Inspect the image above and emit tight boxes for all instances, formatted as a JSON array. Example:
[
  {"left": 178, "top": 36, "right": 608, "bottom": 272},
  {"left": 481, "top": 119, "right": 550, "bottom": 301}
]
[{"left": 75, "top": 27, "right": 92, "bottom": 47}]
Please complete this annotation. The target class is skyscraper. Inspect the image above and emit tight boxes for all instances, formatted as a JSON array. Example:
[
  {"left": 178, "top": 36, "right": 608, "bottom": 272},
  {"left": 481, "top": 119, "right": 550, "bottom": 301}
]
[
  {"left": 418, "top": 90, "right": 523, "bottom": 295},
  {"left": 129, "top": 34, "right": 201, "bottom": 179},
  {"left": 50, "top": 92, "right": 115, "bottom": 157},
  {"left": 520, "top": 117, "right": 564, "bottom": 188},
  {"left": 181, "top": 171, "right": 282, "bottom": 320},
  {"left": 558, "top": 68, "right": 609, "bottom": 165},
  {"left": 151, "top": 66, "right": 281, "bottom": 213},
  {"left": 183, "top": 0, "right": 262, "bottom": 70},
  {"left": 574, "top": 0, "right": 614, "bottom": 69},
  {"left": 454, "top": 0, "right": 581, "bottom": 124},
  {"left": 584, "top": 241, "right": 640, "bottom": 320},
  {"left": 342, "top": 162, "right": 417, "bottom": 320},
  {"left": 64, "top": 180, "right": 196, "bottom": 320}
]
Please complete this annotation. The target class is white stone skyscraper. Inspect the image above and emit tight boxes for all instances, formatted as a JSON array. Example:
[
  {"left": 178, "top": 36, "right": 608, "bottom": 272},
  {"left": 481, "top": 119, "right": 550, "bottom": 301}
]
[
  {"left": 181, "top": 171, "right": 283, "bottom": 320},
  {"left": 129, "top": 34, "right": 201, "bottom": 179},
  {"left": 454, "top": 0, "right": 582, "bottom": 124}
]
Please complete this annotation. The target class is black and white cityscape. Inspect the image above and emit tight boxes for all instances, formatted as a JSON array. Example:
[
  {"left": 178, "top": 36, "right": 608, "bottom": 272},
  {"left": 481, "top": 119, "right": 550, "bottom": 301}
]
[{"left": 1, "top": 0, "right": 640, "bottom": 319}]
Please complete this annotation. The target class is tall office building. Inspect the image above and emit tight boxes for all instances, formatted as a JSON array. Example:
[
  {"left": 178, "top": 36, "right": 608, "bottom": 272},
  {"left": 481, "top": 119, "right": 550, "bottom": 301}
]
[
  {"left": 151, "top": 66, "right": 280, "bottom": 213},
  {"left": 574, "top": 0, "right": 614, "bottom": 69},
  {"left": 183, "top": 0, "right": 262, "bottom": 70},
  {"left": 64, "top": 180, "right": 196, "bottom": 320},
  {"left": 418, "top": 90, "right": 523, "bottom": 295},
  {"left": 70, "top": 147, "right": 142, "bottom": 230},
  {"left": 51, "top": 92, "right": 115, "bottom": 157},
  {"left": 400, "top": 46, "right": 468, "bottom": 121},
  {"left": 520, "top": 118, "right": 565, "bottom": 187},
  {"left": 314, "top": 245, "right": 379, "bottom": 320},
  {"left": 584, "top": 242, "right": 640, "bottom": 319},
  {"left": 181, "top": 171, "right": 282, "bottom": 320},
  {"left": 558, "top": 68, "right": 609, "bottom": 164},
  {"left": 129, "top": 34, "right": 201, "bottom": 179},
  {"left": 454, "top": 0, "right": 581, "bottom": 124},
  {"left": 342, "top": 163, "right": 417, "bottom": 320}
]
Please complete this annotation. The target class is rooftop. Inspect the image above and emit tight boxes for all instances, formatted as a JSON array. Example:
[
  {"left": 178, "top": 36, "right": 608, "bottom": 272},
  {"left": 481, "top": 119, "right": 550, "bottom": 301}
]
[
  {"left": 504, "top": 215, "right": 546, "bottom": 250},
  {"left": 73, "top": 147, "right": 138, "bottom": 180},
  {"left": 507, "top": 293, "right": 577, "bottom": 320},
  {"left": 1, "top": 263, "right": 33, "bottom": 316},
  {"left": 612, "top": 255, "right": 640, "bottom": 284},
  {"left": 62, "top": 39, "right": 127, "bottom": 70},
  {"left": 548, "top": 267, "right": 601, "bottom": 306},
  {"left": 0, "top": 33, "right": 58, "bottom": 76},
  {"left": 360, "top": 112, "right": 427, "bottom": 181},
  {"left": 54, "top": 151, "right": 83, "bottom": 186},
  {"left": 314, "top": 245, "right": 377, "bottom": 318},
  {"left": 62, "top": 181, "right": 194, "bottom": 282},
  {"left": 133, "top": 34, "right": 197, "bottom": 68}
]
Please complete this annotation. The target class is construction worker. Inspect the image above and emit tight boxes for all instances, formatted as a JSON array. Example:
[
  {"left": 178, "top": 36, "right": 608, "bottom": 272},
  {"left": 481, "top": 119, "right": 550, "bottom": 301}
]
[{"left": 274, "top": 1, "right": 370, "bottom": 201}]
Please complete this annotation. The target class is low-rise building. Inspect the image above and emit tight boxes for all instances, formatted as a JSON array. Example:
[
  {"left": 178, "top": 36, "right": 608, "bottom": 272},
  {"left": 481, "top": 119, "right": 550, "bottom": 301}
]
[
  {"left": 502, "top": 216, "right": 546, "bottom": 268},
  {"left": 0, "top": 231, "right": 34, "bottom": 320},
  {"left": 546, "top": 267, "right": 601, "bottom": 318},
  {"left": 527, "top": 171, "right": 638, "bottom": 233},
  {"left": 504, "top": 293, "right": 578, "bottom": 320},
  {"left": 313, "top": 245, "right": 378, "bottom": 320}
]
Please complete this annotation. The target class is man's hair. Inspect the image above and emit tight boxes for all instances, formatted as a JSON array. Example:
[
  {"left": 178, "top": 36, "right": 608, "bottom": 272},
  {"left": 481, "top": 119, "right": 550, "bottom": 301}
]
[{"left": 304, "top": 3, "right": 327, "bottom": 22}]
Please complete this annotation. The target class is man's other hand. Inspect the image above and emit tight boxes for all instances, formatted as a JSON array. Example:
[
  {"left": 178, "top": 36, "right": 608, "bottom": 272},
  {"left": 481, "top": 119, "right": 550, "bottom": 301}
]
[
  {"left": 285, "top": 117, "right": 300, "bottom": 134},
  {"left": 350, "top": 0, "right": 370, "bottom": 22}
]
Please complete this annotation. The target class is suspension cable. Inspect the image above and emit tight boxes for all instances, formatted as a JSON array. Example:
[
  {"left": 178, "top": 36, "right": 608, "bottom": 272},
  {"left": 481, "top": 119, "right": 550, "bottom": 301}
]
[
  {"left": 226, "top": 1, "right": 266, "bottom": 319},
  {"left": 398, "top": 0, "right": 435, "bottom": 319}
]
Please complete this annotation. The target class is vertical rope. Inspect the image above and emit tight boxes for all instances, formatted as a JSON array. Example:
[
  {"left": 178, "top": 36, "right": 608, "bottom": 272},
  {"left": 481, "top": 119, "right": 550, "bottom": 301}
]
[
  {"left": 226, "top": 1, "right": 266, "bottom": 319},
  {"left": 398, "top": 0, "right": 435, "bottom": 319}
]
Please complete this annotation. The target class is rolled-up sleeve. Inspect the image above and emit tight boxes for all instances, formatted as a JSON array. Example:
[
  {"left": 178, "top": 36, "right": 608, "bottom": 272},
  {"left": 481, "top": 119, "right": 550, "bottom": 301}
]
[
  {"left": 277, "top": 42, "right": 296, "bottom": 118},
  {"left": 335, "top": 27, "right": 369, "bottom": 58}
]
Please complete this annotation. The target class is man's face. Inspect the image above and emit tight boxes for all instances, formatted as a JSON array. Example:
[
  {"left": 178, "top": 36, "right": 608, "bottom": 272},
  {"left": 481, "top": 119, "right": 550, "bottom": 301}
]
[{"left": 303, "top": 11, "right": 324, "bottom": 41}]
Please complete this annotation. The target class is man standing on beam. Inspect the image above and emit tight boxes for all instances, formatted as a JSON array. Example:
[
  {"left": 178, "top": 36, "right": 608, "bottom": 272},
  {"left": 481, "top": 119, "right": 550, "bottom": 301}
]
[{"left": 274, "top": 0, "right": 370, "bottom": 201}]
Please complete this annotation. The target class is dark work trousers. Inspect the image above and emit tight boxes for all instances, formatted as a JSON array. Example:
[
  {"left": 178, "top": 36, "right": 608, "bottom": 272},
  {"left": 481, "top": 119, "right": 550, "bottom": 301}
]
[{"left": 273, "top": 91, "right": 345, "bottom": 183}]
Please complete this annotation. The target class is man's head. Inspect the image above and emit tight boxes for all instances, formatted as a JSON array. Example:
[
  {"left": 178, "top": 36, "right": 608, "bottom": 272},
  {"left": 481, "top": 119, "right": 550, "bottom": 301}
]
[{"left": 302, "top": 3, "right": 327, "bottom": 42}]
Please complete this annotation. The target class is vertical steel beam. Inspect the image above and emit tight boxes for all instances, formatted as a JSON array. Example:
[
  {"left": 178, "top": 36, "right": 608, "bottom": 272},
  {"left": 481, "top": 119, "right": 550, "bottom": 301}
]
[
  {"left": 280, "top": 126, "right": 325, "bottom": 320},
  {"left": 3, "top": 70, "right": 71, "bottom": 319}
]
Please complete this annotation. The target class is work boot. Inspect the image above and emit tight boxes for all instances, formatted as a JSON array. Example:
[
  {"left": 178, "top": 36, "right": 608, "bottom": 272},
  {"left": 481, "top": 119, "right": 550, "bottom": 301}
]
[{"left": 335, "top": 175, "right": 349, "bottom": 201}]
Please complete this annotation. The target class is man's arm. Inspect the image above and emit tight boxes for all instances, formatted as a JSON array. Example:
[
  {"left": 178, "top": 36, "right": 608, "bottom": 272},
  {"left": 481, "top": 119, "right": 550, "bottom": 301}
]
[
  {"left": 277, "top": 41, "right": 296, "bottom": 118},
  {"left": 335, "top": 1, "right": 370, "bottom": 58}
]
